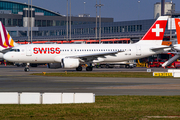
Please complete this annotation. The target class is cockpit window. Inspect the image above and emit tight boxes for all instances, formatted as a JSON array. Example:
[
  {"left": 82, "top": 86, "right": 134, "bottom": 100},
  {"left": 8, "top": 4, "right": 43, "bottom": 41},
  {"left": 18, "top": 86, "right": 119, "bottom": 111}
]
[{"left": 10, "top": 49, "right": 20, "bottom": 52}]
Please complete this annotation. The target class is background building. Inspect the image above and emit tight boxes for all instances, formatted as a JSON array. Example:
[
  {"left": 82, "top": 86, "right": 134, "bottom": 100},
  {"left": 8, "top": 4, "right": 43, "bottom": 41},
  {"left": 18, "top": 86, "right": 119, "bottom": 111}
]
[
  {"left": 0, "top": 0, "right": 178, "bottom": 43},
  {"left": 154, "top": 2, "right": 175, "bottom": 19}
]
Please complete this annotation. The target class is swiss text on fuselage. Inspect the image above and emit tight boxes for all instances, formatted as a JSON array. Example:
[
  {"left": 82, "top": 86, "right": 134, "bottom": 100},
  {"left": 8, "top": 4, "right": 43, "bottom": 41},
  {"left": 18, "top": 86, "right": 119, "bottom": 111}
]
[{"left": 33, "top": 47, "right": 60, "bottom": 54}]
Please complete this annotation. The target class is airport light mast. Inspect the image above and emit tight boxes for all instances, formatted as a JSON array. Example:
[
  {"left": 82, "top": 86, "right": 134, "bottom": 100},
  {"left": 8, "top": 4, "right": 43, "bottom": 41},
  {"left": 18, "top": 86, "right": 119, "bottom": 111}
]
[
  {"left": 95, "top": 0, "right": 104, "bottom": 44},
  {"left": 95, "top": 0, "right": 98, "bottom": 40},
  {"left": 138, "top": 1, "right": 140, "bottom": 20},
  {"left": 66, "top": 0, "right": 69, "bottom": 41},
  {"left": 28, "top": 0, "right": 29, "bottom": 43},
  {"left": 31, "top": 0, "right": 32, "bottom": 44}
]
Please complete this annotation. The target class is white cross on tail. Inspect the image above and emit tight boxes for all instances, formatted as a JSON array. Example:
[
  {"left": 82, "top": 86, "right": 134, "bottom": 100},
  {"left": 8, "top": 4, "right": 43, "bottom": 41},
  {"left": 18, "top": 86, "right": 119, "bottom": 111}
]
[{"left": 152, "top": 24, "right": 163, "bottom": 37}]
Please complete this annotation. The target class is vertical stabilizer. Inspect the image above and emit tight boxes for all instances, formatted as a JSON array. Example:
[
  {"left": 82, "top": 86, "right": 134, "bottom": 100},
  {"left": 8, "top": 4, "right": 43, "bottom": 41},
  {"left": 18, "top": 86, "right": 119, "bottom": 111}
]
[
  {"left": 175, "top": 18, "right": 180, "bottom": 44},
  {"left": 0, "top": 21, "right": 17, "bottom": 49},
  {"left": 137, "top": 16, "right": 169, "bottom": 45}
]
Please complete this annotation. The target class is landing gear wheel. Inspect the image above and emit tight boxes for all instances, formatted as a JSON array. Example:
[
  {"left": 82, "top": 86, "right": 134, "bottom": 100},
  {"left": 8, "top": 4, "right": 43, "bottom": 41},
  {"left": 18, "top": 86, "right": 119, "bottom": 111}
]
[
  {"left": 125, "top": 65, "right": 129, "bottom": 69},
  {"left": 76, "top": 66, "right": 82, "bottom": 71},
  {"left": 86, "top": 66, "right": 93, "bottom": 71},
  {"left": 24, "top": 63, "right": 30, "bottom": 72},
  {"left": 24, "top": 67, "right": 30, "bottom": 72}
]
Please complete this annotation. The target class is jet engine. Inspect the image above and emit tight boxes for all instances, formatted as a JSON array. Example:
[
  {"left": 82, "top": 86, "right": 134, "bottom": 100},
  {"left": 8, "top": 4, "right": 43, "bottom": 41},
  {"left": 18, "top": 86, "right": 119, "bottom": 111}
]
[
  {"left": 47, "top": 63, "right": 62, "bottom": 69},
  {"left": 61, "top": 58, "right": 80, "bottom": 68}
]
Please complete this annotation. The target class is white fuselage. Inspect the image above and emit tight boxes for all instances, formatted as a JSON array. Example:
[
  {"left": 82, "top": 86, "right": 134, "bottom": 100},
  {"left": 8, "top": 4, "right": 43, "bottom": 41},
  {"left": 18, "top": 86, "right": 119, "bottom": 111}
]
[{"left": 3, "top": 43, "right": 166, "bottom": 64}]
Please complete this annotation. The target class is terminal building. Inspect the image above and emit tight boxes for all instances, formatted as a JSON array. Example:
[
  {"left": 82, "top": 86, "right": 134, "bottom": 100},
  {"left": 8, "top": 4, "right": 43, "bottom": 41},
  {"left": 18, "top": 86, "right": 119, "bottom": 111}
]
[{"left": 0, "top": 0, "right": 179, "bottom": 43}]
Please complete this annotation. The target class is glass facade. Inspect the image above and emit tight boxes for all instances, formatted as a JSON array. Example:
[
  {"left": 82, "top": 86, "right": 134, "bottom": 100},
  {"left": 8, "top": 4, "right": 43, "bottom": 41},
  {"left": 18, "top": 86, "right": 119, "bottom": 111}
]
[
  {"left": 34, "top": 20, "right": 96, "bottom": 27},
  {"left": 32, "top": 25, "right": 142, "bottom": 37},
  {"left": 0, "top": 18, "right": 22, "bottom": 26},
  {"left": 0, "top": 1, "right": 60, "bottom": 16},
  {"left": 7, "top": 19, "right": 158, "bottom": 42},
  {"left": 0, "top": 1, "right": 110, "bottom": 27}
]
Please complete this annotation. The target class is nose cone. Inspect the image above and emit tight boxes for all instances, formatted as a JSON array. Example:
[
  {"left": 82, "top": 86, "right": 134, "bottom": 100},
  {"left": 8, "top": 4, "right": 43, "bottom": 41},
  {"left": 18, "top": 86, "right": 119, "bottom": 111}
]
[
  {"left": 3, "top": 53, "right": 11, "bottom": 61},
  {"left": 0, "top": 53, "right": 3, "bottom": 59}
]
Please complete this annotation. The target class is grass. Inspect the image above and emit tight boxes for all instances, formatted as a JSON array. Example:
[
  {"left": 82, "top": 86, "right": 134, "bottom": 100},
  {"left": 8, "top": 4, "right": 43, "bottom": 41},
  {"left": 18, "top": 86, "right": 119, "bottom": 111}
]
[
  {"left": 0, "top": 96, "right": 180, "bottom": 119},
  {"left": 31, "top": 72, "right": 173, "bottom": 78}
]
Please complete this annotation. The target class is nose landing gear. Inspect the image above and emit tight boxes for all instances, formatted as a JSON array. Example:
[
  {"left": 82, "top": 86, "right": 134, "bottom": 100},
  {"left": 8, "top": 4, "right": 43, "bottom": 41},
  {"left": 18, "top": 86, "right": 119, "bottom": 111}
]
[{"left": 24, "top": 63, "right": 30, "bottom": 72}]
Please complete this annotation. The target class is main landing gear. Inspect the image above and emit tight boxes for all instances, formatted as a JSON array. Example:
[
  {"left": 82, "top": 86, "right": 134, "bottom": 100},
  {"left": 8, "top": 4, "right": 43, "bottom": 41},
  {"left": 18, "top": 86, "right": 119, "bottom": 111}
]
[
  {"left": 76, "top": 66, "right": 82, "bottom": 71},
  {"left": 86, "top": 66, "right": 93, "bottom": 71},
  {"left": 86, "top": 63, "right": 93, "bottom": 71},
  {"left": 24, "top": 63, "right": 30, "bottom": 72},
  {"left": 75, "top": 64, "right": 93, "bottom": 71}
]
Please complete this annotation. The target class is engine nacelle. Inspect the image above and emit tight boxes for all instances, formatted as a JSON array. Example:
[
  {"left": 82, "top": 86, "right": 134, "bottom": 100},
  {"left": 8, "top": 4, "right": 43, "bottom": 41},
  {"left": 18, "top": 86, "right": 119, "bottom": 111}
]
[
  {"left": 61, "top": 58, "right": 79, "bottom": 68},
  {"left": 48, "top": 63, "right": 62, "bottom": 69}
]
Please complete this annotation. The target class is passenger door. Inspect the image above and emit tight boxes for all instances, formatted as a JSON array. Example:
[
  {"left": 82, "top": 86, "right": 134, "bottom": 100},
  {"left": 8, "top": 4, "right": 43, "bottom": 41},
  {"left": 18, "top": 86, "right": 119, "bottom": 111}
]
[
  {"left": 136, "top": 45, "right": 141, "bottom": 56},
  {"left": 26, "top": 46, "right": 32, "bottom": 56}
]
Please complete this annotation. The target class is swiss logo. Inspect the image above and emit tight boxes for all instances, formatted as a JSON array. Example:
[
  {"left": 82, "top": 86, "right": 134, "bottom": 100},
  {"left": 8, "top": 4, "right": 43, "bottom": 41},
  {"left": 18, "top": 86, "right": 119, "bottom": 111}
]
[{"left": 152, "top": 24, "right": 163, "bottom": 37}]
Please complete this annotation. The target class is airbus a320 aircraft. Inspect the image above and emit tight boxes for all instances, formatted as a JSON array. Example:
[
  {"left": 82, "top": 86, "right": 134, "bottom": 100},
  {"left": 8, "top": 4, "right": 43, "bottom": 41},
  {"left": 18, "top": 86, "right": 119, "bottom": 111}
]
[{"left": 3, "top": 16, "right": 170, "bottom": 71}]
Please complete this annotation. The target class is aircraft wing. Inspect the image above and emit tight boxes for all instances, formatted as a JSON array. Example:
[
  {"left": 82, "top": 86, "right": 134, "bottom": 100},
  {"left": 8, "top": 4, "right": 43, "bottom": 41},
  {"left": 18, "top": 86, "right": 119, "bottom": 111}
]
[{"left": 66, "top": 51, "right": 124, "bottom": 62}]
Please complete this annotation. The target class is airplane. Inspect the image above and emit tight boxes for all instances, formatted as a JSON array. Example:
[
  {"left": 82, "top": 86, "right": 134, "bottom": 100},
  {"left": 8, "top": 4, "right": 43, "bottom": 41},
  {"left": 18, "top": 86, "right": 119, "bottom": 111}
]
[
  {"left": 0, "top": 21, "right": 18, "bottom": 59},
  {"left": 3, "top": 16, "right": 170, "bottom": 72},
  {"left": 162, "top": 18, "right": 180, "bottom": 68}
]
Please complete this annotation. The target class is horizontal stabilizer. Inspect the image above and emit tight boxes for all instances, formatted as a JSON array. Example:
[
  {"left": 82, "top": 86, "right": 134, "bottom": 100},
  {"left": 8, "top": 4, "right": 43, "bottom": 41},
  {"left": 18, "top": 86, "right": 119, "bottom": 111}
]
[{"left": 150, "top": 46, "right": 170, "bottom": 51}]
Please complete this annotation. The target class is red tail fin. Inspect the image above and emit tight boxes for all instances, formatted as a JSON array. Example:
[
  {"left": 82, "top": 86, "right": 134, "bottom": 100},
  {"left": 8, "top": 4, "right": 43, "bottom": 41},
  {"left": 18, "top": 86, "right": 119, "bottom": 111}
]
[
  {"left": 175, "top": 18, "right": 180, "bottom": 44},
  {"left": 137, "top": 16, "right": 168, "bottom": 45}
]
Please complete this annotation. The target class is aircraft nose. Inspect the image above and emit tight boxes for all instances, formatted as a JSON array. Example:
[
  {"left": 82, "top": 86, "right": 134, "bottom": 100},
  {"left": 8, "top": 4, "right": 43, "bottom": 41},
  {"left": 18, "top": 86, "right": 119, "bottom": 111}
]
[{"left": 3, "top": 53, "right": 11, "bottom": 61}]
